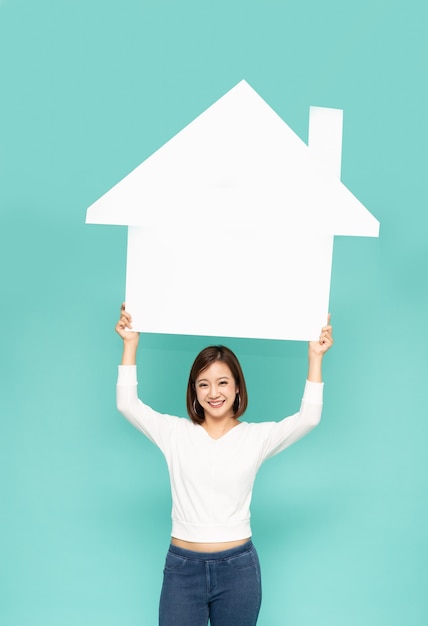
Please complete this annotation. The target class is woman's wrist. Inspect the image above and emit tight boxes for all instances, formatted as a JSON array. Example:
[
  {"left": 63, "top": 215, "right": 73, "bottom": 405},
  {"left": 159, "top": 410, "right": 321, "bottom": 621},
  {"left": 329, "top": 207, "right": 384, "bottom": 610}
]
[
  {"left": 307, "top": 353, "right": 323, "bottom": 383},
  {"left": 121, "top": 336, "right": 139, "bottom": 365}
]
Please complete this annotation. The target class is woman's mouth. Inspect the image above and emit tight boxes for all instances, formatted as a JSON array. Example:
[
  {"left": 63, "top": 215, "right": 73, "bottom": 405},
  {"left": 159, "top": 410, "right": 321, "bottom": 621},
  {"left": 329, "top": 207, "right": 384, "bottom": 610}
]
[{"left": 208, "top": 400, "right": 225, "bottom": 408}]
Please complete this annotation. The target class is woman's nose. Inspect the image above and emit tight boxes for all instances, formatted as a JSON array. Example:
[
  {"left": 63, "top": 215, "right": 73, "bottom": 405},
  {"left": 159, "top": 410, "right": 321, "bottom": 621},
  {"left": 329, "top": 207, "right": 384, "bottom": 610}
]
[{"left": 208, "top": 386, "right": 220, "bottom": 398}]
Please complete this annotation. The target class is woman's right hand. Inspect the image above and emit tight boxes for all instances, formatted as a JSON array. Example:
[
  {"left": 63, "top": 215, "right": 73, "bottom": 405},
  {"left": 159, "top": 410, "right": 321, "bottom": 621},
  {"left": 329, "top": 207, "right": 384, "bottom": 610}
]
[
  {"left": 115, "top": 303, "right": 139, "bottom": 345},
  {"left": 116, "top": 303, "right": 139, "bottom": 365}
]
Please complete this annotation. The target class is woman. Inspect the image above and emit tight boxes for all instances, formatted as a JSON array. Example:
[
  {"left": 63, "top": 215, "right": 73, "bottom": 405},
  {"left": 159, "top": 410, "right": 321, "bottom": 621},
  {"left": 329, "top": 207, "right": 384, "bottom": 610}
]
[{"left": 115, "top": 304, "right": 333, "bottom": 626}]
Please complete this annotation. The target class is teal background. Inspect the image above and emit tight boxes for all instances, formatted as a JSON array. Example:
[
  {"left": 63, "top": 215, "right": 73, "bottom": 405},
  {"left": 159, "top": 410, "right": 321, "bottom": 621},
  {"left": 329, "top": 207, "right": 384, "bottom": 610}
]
[{"left": 1, "top": 0, "right": 427, "bottom": 624}]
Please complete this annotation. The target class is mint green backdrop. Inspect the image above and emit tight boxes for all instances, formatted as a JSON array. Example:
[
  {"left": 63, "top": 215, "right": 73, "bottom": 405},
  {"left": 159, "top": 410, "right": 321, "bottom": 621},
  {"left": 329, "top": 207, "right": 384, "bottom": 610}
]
[{"left": 1, "top": 1, "right": 427, "bottom": 624}]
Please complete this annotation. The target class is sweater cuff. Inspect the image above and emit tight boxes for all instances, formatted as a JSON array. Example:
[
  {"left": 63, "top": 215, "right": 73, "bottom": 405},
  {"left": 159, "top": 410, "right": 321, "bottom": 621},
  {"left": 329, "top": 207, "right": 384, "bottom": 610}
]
[
  {"left": 303, "top": 380, "right": 323, "bottom": 403},
  {"left": 117, "top": 365, "right": 137, "bottom": 385}
]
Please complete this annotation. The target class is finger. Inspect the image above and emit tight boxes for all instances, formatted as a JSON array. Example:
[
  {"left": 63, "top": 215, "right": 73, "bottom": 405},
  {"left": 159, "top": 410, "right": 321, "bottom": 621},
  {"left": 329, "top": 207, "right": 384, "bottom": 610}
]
[
  {"left": 116, "top": 315, "right": 130, "bottom": 329},
  {"left": 120, "top": 311, "right": 132, "bottom": 324},
  {"left": 320, "top": 329, "right": 333, "bottom": 343},
  {"left": 120, "top": 303, "right": 133, "bottom": 324}
]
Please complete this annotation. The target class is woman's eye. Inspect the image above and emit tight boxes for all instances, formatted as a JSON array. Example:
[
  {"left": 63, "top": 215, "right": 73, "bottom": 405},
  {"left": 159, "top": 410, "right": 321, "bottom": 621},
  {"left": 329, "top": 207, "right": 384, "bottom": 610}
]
[{"left": 219, "top": 380, "right": 228, "bottom": 386}]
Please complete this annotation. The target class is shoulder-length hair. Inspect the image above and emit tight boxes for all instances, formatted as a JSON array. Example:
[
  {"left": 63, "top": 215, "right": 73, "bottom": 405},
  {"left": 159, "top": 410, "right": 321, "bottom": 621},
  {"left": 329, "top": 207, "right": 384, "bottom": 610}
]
[{"left": 186, "top": 345, "right": 248, "bottom": 425}]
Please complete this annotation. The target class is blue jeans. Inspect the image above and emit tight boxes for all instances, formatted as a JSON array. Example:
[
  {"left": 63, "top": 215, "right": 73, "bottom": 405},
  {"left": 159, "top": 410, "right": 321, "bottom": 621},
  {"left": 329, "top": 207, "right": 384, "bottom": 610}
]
[{"left": 159, "top": 540, "right": 262, "bottom": 626}]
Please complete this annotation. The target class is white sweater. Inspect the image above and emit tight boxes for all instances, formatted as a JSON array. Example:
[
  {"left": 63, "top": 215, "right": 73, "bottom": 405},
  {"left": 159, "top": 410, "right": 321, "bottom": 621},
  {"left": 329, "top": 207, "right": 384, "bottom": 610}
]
[{"left": 117, "top": 365, "right": 323, "bottom": 542}]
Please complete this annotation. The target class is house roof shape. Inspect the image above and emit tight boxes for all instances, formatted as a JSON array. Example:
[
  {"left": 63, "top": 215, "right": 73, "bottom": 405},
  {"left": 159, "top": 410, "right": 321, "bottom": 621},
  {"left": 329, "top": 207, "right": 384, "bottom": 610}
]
[{"left": 86, "top": 80, "right": 380, "bottom": 240}]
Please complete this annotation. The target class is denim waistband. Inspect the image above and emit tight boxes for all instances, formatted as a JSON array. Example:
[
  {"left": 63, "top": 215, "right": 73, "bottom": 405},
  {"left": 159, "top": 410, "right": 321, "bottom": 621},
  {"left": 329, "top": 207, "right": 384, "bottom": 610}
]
[{"left": 168, "top": 540, "right": 254, "bottom": 561}]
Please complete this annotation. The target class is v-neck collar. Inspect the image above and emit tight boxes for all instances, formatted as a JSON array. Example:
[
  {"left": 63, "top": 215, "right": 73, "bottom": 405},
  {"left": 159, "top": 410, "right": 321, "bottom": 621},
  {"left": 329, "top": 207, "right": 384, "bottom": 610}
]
[{"left": 198, "top": 421, "right": 243, "bottom": 442}]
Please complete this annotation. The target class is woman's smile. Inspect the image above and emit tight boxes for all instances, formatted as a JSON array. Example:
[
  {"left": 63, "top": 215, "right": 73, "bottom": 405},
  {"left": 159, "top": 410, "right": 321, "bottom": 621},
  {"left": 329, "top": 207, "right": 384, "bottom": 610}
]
[{"left": 208, "top": 399, "right": 225, "bottom": 408}]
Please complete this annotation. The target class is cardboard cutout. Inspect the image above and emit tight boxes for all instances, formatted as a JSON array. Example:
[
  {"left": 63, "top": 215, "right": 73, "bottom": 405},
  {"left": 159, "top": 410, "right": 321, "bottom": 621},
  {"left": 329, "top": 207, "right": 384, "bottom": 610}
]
[{"left": 86, "top": 80, "right": 379, "bottom": 340}]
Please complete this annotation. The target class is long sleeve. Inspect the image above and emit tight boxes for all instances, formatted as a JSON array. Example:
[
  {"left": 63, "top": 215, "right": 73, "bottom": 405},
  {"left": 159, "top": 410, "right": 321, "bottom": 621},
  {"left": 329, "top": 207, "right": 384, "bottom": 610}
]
[
  {"left": 116, "top": 365, "right": 181, "bottom": 453},
  {"left": 259, "top": 380, "right": 323, "bottom": 461}
]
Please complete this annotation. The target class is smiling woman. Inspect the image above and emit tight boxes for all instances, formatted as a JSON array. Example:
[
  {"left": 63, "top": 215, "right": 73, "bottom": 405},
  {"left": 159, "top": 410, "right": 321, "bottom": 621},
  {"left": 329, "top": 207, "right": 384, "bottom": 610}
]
[
  {"left": 115, "top": 303, "right": 333, "bottom": 626},
  {"left": 187, "top": 345, "right": 248, "bottom": 429}
]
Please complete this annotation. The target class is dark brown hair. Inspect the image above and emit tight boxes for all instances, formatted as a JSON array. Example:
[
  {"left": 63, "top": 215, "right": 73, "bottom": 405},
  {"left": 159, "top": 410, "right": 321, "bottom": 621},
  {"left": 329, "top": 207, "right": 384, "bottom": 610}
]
[{"left": 186, "top": 345, "right": 248, "bottom": 425}]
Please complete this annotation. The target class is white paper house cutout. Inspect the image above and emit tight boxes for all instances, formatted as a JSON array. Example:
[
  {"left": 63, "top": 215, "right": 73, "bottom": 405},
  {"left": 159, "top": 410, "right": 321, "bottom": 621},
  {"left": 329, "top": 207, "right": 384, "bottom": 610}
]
[{"left": 86, "top": 80, "right": 379, "bottom": 341}]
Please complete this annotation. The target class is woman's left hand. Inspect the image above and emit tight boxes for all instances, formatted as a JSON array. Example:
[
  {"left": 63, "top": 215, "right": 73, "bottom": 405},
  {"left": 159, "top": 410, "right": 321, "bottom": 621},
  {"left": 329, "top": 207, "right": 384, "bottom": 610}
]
[{"left": 309, "top": 314, "right": 333, "bottom": 358}]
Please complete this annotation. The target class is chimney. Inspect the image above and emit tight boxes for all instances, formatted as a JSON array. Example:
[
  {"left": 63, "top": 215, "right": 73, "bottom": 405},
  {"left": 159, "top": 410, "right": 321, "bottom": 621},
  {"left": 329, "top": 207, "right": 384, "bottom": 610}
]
[{"left": 308, "top": 106, "right": 343, "bottom": 179}]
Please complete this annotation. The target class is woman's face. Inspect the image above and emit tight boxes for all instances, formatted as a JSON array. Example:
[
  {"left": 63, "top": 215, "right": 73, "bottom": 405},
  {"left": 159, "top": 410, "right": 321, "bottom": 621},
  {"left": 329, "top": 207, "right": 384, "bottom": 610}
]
[{"left": 195, "top": 361, "right": 239, "bottom": 422}]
